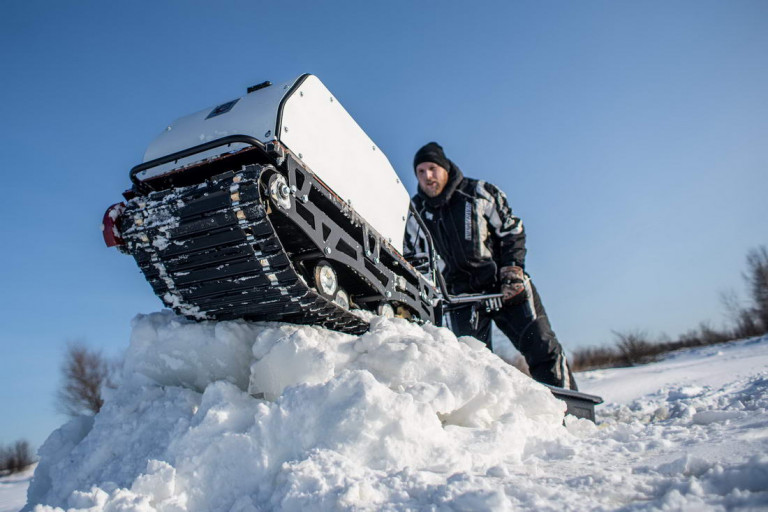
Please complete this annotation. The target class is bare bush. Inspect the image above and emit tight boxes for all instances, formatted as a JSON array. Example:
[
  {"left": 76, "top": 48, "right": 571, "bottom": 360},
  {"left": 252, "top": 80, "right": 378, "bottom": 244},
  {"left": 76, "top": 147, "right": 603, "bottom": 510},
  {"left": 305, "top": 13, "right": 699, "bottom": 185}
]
[
  {"left": 719, "top": 246, "right": 768, "bottom": 340},
  {"left": 745, "top": 245, "right": 768, "bottom": 331},
  {"left": 697, "top": 322, "right": 730, "bottom": 345},
  {"left": 613, "top": 330, "right": 657, "bottom": 366},
  {"left": 0, "top": 440, "right": 35, "bottom": 475},
  {"left": 571, "top": 346, "right": 621, "bottom": 371},
  {"left": 57, "top": 342, "right": 115, "bottom": 416},
  {"left": 731, "top": 309, "right": 763, "bottom": 340},
  {"left": 677, "top": 328, "right": 706, "bottom": 348},
  {"left": 720, "top": 289, "right": 763, "bottom": 340}
]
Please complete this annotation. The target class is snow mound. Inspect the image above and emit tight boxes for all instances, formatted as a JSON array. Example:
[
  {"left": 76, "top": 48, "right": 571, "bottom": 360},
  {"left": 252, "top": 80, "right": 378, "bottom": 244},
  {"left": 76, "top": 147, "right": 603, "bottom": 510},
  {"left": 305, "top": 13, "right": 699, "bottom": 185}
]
[{"left": 25, "top": 312, "right": 569, "bottom": 511}]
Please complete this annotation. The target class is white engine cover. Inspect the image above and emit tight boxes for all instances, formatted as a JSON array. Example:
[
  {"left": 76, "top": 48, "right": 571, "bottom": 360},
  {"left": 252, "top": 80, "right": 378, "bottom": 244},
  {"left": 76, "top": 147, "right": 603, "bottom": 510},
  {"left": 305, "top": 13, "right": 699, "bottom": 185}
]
[{"left": 139, "top": 74, "right": 410, "bottom": 254}]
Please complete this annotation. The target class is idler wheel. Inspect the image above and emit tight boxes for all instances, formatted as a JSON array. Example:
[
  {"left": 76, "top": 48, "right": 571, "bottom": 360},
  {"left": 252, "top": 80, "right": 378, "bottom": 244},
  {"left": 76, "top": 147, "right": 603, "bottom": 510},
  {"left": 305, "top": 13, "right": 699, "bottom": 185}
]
[
  {"left": 377, "top": 302, "right": 395, "bottom": 318},
  {"left": 334, "top": 289, "right": 350, "bottom": 310},
  {"left": 314, "top": 260, "right": 338, "bottom": 298}
]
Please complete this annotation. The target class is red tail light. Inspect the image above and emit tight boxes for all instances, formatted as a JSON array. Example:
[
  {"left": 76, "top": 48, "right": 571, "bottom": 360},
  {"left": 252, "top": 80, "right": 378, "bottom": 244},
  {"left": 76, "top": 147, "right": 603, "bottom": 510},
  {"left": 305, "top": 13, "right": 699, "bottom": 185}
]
[{"left": 102, "top": 202, "right": 126, "bottom": 247}]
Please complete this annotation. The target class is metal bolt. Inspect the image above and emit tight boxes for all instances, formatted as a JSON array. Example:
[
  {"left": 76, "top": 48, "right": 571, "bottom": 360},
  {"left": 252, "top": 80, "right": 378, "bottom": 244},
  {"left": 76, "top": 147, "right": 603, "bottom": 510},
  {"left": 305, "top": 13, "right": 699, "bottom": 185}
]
[
  {"left": 365, "top": 250, "right": 371, "bottom": 257},
  {"left": 264, "top": 130, "right": 271, "bottom": 138},
  {"left": 402, "top": 216, "right": 406, "bottom": 221},
  {"left": 290, "top": 185, "right": 298, "bottom": 193},
  {"left": 324, "top": 247, "right": 332, "bottom": 255},
  {"left": 284, "top": 126, "right": 289, "bottom": 132},
  {"left": 385, "top": 291, "right": 392, "bottom": 298},
  {"left": 395, "top": 178, "right": 400, "bottom": 184},
  {"left": 301, "top": 194, "right": 308, "bottom": 203},
  {"left": 374, "top": 257, "right": 380, "bottom": 264},
  {"left": 298, "top": 153, "right": 303, "bottom": 159},
  {"left": 372, "top": 146, "right": 376, "bottom": 151},
  {"left": 300, "top": 91, "right": 304, "bottom": 97}
]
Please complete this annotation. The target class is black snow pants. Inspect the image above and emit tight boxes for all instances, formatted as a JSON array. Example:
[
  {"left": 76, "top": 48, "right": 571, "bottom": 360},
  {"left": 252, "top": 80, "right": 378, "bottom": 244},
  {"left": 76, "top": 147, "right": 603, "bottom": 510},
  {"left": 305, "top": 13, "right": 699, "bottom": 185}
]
[{"left": 447, "top": 282, "right": 577, "bottom": 390}]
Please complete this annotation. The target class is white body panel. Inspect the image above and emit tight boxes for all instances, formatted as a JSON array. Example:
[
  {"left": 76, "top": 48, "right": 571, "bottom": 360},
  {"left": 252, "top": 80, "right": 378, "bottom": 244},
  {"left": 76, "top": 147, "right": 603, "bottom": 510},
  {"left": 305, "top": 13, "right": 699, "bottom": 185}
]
[
  {"left": 138, "top": 74, "right": 409, "bottom": 254},
  {"left": 280, "top": 76, "right": 409, "bottom": 252}
]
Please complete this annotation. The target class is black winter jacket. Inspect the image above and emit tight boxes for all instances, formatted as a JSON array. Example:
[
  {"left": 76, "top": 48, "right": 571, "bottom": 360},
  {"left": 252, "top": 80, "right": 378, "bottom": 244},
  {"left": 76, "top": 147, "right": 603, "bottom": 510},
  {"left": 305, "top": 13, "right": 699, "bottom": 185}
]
[{"left": 404, "top": 162, "right": 526, "bottom": 294}]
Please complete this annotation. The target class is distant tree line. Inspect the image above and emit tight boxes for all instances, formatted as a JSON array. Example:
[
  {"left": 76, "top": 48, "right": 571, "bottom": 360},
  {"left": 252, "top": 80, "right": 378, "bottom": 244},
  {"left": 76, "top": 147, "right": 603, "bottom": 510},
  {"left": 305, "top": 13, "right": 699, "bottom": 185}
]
[
  {"left": 0, "top": 440, "right": 35, "bottom": 475},
  {"left": 572, "top": 245, "right": 768, "bottom": 371}
]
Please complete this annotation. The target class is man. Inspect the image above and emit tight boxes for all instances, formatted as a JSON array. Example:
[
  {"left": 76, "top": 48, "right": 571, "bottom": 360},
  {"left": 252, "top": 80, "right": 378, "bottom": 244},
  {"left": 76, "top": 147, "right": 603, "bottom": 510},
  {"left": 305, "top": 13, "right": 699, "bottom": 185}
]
[{"left": 404, "top": 142, "right": 576, "bottom": 389}]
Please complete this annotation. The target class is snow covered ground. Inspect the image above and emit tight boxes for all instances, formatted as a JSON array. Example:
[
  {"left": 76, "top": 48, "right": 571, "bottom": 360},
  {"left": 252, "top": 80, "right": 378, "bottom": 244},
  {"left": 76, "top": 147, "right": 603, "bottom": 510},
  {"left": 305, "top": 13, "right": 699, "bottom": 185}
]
[
  {"left": 0, "top": 466, "right": 34, "bottom": 512},
  {"left": 6, "top": 313, "right": 768, "bottom": 511}
]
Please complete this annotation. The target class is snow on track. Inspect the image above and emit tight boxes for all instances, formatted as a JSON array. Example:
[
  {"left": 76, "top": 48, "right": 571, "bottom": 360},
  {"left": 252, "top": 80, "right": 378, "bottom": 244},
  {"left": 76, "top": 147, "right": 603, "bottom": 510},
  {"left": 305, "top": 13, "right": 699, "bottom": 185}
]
[{"left": 18, "top": 313, "right": 768, "bottom": 511}]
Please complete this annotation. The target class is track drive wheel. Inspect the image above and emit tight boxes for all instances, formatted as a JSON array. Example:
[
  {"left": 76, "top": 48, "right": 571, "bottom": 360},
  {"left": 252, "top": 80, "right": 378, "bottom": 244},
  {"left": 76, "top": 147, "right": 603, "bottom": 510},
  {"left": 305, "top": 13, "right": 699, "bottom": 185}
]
[{"left": 267, "top": 173, "right": 291, "bottom": 210}]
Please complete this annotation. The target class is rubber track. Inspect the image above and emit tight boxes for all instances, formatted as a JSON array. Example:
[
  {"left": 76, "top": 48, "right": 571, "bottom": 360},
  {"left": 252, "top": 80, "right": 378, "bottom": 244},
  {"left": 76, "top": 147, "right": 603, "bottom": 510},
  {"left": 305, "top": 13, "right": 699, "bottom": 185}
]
[{"left": 120, "top": 165, "right": 370, "bottom": 334}]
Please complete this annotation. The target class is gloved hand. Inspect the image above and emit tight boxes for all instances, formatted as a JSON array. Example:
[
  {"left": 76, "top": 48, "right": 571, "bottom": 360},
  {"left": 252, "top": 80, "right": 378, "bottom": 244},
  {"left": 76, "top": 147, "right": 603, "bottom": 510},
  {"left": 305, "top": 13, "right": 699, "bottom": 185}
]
[{"left": 499, "top": 265, "right": 527, "bottom": 304}]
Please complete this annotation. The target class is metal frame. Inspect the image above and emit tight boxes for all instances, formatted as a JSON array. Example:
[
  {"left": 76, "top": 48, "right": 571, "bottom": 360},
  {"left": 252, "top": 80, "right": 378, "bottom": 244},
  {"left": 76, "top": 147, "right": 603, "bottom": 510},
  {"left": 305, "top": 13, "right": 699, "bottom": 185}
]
[
  {"left": 129, "top": 135, "right": 265, "bottom": 192},
  {"left": 272, "top": 153, "right": 440, "bottom": 324},
  {"left": 274, "top": 73, "right": 310, "bottom": 140}
]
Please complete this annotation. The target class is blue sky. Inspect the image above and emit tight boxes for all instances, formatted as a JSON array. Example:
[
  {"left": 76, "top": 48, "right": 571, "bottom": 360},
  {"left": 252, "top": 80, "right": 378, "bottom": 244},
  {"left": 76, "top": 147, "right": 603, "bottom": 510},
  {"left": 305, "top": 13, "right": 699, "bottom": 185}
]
[{"left": 1, "top": 1, "right": 767, "bottom": 448}]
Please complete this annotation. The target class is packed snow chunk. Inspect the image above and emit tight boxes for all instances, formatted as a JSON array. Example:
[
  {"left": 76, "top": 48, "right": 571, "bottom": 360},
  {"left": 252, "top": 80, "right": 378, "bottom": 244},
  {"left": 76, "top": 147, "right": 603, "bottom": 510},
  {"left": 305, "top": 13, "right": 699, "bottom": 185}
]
[
  {"left": 24, "top": 416, "right": 93, "bottom": 509},
  {"left": 691, "top": 409, "right": 744, "bottom": 425},
  {"left": 350, "top": 319, "right": 565, "bottom": 429},
  {"left": 124, "top": 310, "right": 255, "bottom": 391},
  {"left": 657, "top": 454, "right": 713, "bottom": 477},
  {"left": 24, "top": 312, "right": 571, "bottom": 512},
  {"left": 249, "top": 324, "right": 354, "bottom": 400}
]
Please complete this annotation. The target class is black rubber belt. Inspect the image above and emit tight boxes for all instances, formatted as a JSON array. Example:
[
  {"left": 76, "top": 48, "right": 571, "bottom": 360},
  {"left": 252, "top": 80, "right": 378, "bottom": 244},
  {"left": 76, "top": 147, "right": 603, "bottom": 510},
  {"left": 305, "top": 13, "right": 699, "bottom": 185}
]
[{"left": 120, "top": 165, "right": 369, "bottom": 334}]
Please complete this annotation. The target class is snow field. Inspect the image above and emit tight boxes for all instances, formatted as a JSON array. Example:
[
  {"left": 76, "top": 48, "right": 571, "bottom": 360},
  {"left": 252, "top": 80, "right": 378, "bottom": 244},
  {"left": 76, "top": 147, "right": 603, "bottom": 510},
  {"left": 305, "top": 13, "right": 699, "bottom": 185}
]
[
  {"left": 18, "top": 312, "right": 768, "bottom": 511},
  {"left": 575, "top": 337, "right": 768, "bottom": 510},
  {"left": 1, "top": 467, "right": 34, "bottom": 512}
]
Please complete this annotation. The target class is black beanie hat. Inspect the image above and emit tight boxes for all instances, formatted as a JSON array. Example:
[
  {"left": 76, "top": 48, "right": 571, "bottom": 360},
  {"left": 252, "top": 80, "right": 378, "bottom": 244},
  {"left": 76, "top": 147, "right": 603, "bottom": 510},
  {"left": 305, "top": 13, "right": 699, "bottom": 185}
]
[{"left": 413, "top": 142, "right": 450, "bottom": 173}]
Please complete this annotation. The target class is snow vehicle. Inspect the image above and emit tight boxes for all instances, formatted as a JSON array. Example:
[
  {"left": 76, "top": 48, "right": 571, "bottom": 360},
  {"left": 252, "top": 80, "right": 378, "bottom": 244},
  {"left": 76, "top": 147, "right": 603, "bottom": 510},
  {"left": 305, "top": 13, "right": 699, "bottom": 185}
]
[
  {"left": 102, "top": 74, "right": 601, "bottom": 420},
  {"left": 103, "top": 74, "right": 441, "bottom": 334}
]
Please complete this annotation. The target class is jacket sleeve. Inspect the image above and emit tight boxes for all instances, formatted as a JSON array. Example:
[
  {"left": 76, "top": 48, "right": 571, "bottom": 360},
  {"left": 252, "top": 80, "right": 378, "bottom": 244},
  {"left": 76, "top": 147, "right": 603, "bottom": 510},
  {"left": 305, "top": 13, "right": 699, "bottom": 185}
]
[
  {"left": 481, "top": 182, "right": 526, "bottom": 269},
  {"left": 403, "top": 210, "right": 430, "bottom": 270}
]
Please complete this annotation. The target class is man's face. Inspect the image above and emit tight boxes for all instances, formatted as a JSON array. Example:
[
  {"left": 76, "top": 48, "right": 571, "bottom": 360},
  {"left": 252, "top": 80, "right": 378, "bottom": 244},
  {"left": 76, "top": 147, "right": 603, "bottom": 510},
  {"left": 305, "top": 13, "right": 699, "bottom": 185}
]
[{"left": 416, "top": 161, "right": 449, "bottom": 198}]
